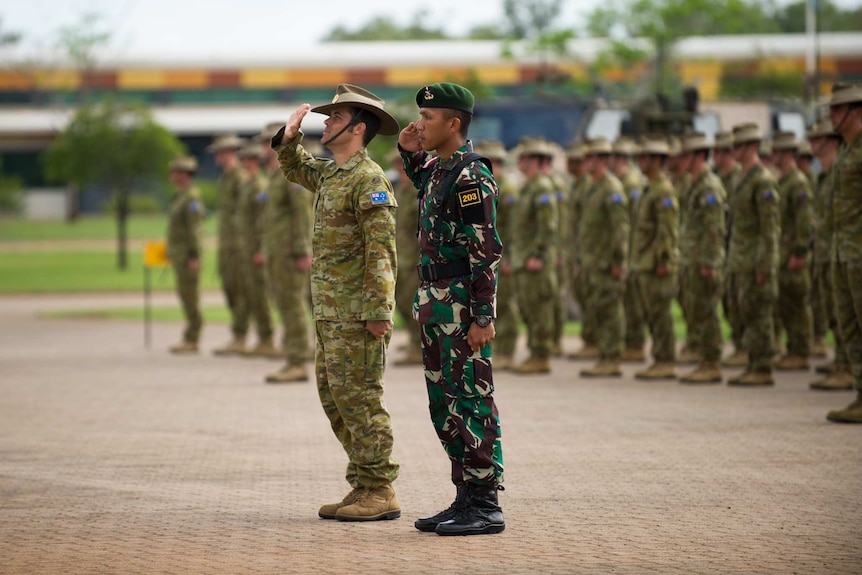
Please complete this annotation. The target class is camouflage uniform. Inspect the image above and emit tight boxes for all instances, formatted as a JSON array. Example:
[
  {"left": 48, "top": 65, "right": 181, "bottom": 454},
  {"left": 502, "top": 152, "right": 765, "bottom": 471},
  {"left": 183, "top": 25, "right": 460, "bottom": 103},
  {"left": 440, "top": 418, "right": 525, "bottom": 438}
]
[
  {"left": 570, "top": 173, "right": 595, "bottom": 347},
  {"left": 632, "top": 173, "right": 679, "bottom": 364},
  {"left": 265, "top": 165, "right": 313, "bottom": 365},
  {"left": 167, "top": 184, "right": 204, "bottom": 344},
  {"left": 238, "top": 171, "right": 275, "bottom": 343},
  {"left": 276, "top": 131, "right": 399, "bottom": 489},
  {"left": 550, "top": 171, "right": 570, "bottom": 353},
  {"left": 401, "top": 144, "right": 504, "bottom": 487},
  {"left": 720, "top": 164, "right": 745, "bottom": 353},
  {"left": 217, "top": 166, "right": 249, "bottom": 340},
  {"left": 727, "top": 163, "right": 780, "bottom": 374},
  {"left": 393, "top": 174, "right": 423, "bottom": 358},
  {"left": 513, "top": 172, "right": 559, "bottom": 360},
  {"left": 621, "top": 167, "right": 646, "bottom": 353},
  {"left": 493, "top": 173, "right": 521, "bottom": 359}
]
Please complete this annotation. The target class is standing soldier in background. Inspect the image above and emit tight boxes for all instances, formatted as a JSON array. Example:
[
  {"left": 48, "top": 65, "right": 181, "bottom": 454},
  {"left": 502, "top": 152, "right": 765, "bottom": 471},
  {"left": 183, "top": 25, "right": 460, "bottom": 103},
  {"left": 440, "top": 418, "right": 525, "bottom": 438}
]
[
  {"left": 808, "top": 119, "right": 853, "bottom": 391},
  {"left": 825, "top": 83, "right": 862, "bottom": 423},
  {"left": 209, "top": 134, "right": 250, "bottom": 356},
  {"left": 726, "top": 123, "right": 780, "bottom": 387},
  {"left": 237, "top": 144, "right": 278, "bottom": 358},
  {"left": 578, "top": 138, "right": 629, "bottom": 378},
  {"left": 677, "top": 134, "right": 727, "bottom": 383},
  {"left": 566, "top": 141, "right": 598, "bottom": 359},
  {"left": 797, "top": 140, "right": 828, "bottom": 358},
  {"left": 510, "top": 138, "right": 558, "bottom": 375},
  {"left": 613, "top": 137, "right": 647, "bottom": 362},
  {"left": 261, "top": 122, "right": 314, "bottom": 383},
  {"left": 475, "top": 140, "right": 520, "bottom": 370},
  {"left": 632, "top": 139, "right": 679, "bottom": 380},
  {"left": 166, "top": 155, "right": 204, "bottom": 355},
  {"left": 548, "top": 143, "right": 571, "bottom": 358},
  {"left": 771, "top": 131, "right": 815, "bottom": 371}
]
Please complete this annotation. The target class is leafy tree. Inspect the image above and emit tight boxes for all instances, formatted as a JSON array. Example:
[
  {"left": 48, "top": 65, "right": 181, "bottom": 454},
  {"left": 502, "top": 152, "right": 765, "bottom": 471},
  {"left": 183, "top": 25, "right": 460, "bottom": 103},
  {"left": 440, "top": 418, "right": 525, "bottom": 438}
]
[
  {"left": 323, "top": 12, "right": 450, "bottom": 41},
  {"left": 502, "top": 0, "right": 564, "bottom": 40},
  {"left": 44, "top": 101, "right": 184, "bottom": 270},
  {"left": 0, "top": 17, "right": 22, "bottom": 47},
  {"left": 0, "top": 157, "right": 23, "bottom": 214},
  {"left": 776, "top": 0, "right": 862, "bottom": 33}
]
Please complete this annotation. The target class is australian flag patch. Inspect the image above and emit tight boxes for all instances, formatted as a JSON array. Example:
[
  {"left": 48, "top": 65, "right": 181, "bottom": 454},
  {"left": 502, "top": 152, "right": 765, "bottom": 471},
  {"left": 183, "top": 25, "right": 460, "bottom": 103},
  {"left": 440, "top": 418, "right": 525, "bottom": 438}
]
[{"left": 370, "top": 192, "right": 389, "bottom": 205}]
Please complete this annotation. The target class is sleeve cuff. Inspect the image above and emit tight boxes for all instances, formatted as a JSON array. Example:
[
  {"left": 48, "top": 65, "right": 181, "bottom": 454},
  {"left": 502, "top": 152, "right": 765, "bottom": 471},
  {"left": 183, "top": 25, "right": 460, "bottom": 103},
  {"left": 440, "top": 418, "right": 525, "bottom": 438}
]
[{"left": 471, "top": 302, "right": 493, "bottom": 317}]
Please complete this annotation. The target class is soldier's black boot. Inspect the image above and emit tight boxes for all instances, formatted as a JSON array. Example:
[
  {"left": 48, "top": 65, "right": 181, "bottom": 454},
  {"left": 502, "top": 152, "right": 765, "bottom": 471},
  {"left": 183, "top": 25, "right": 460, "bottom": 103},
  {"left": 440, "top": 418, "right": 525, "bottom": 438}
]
[
  {"left": 435, "top": 483, "right": 505, "bottom": 536},
  {"left": 414, "top": 483, "right": 467, "bottom": 532}
]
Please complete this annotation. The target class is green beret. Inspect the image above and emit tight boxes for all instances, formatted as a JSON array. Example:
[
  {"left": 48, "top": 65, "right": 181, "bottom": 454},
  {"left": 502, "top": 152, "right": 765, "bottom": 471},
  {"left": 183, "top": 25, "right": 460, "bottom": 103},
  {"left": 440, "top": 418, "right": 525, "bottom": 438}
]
[{"left": 416, "top": 82, "right": 474, "bottom": 114}]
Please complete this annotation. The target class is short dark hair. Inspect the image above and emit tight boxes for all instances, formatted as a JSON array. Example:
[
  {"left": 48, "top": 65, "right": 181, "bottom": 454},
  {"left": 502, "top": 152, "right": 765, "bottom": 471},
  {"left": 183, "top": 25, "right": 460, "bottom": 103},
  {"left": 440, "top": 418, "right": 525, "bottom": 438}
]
[
  {"left": 695, "top": 149, "right": 711, "bottom": 162},
  {"left": 444, "top": 109, "right": 472, "bottom": 138},
  {"left": 351, "top": 108, "right": 381, "bottom": 146}
]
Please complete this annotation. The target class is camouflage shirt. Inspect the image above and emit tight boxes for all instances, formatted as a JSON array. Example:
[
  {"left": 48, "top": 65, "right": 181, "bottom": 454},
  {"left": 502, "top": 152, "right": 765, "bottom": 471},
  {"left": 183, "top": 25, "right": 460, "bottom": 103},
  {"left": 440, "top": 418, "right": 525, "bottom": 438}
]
[
  {"left": 216, "top": 166, "right": 245, "bottom": 252},
  {"left": 719, "top": 164, "right": 742, "bottom": 199},
  {"left": 776, "top": 166, "right": 815, "bottom": 264},
  {"left": 579, "top": 172, "right": 629, "bottom": 272},
  {"left": 167, "top": 184, "right": 204, "bottom": 262},
  {"left": 394, "top": 177, "right": 420, "bottom": 271},
  {"left": 264, "top": 166, "right": 313, "bottom": 258},
  {"left": 631, "top": 173, "right": 679, "bottom": 273},
  {"left": 727, "top": 162, "right": 780, "bottom": 274},
  {"left": 813, "top": 167, "right": 836, "bottom": 264},
  {"left": 510, "top": 172, "right": 558, "bottom": 271},
  {"left": 238, "top": 171, "right": 269, "bottom": 257},
  {"left": 495, "top": 173, "right": 519, "bottom": 266},
  {"left": 569, "top": 173, "right": 593, "bottom": 266},
  {"left": 620, "top": 166, "right": 645, "bottom": 264},
  {"left": 679, "top": 169, "right": 726, "bottom": 270},
  {"left": 401, "top": 145, "right": 502, "bottom": 324},
  {"left": 833, "top": 132, "right": 862, "bottom": 263},
  {"left": 550, "top": 171, "right": 570, "bottom": 266},
  {"left": 275, "top": 131, "right": 397, "bottom": 322}
]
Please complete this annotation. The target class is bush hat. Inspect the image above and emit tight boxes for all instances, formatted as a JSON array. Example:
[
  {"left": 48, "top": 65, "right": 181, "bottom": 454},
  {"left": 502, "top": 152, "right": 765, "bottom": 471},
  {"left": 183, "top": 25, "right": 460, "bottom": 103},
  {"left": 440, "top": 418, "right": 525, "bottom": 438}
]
[{"left": 311, "top": 84, "right": 400, "bottom": 136}]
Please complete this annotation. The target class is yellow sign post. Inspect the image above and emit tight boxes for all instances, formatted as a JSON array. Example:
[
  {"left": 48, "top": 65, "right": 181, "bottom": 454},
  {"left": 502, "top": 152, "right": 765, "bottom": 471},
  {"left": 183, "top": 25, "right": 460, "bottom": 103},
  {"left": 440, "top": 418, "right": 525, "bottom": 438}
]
[{"left": 143, "top": 241, "right": 169, "bottom": 349}]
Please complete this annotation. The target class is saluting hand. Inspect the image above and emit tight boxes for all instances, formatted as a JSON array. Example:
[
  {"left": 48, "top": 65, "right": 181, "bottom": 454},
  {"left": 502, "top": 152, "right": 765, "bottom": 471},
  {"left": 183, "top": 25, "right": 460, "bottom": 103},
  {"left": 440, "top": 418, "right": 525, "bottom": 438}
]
[
  {"left": 398, "top": 122, "right": 422, "bottom": 153},
  {"left": 282, "top": 103, "right": 311, "bottom": 143}
]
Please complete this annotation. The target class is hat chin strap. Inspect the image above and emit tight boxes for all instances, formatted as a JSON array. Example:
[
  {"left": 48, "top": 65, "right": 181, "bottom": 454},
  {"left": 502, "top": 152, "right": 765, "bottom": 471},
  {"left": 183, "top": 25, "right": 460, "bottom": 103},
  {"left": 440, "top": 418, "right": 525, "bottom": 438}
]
[{"left": 320, "top": 113, "right": 360, "bottom": 147}]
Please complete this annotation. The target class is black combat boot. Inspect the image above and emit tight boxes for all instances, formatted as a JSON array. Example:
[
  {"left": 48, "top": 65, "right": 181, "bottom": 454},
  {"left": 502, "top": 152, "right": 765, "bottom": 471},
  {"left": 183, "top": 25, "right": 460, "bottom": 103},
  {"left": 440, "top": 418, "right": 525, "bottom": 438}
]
[
  {"left": 435, "top": 482, "right": 505, "bottom": 536},
  {"left": 414, "top": 483, "right": 467, "bottom": 532}
]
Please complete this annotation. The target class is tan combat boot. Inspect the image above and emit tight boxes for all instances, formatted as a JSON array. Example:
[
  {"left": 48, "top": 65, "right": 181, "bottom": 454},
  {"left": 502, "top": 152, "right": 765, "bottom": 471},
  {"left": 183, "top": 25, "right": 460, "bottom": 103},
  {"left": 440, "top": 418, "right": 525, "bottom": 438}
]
[
  {"left": 774, "top": 355, "right": 810, "bottom": 371},
  {"left": 213, "top": 338, "right": 247, "bottom": 357},
  {"left": 810, "top": 336, "right": 829, "bottom": 359},
  {"left": 511, "top": 356, "right": 551, "bottom": 375},
  {"left": 494, "top": 355, "right": 515, "bottom": 370},
  {"left": 169, "top": 341, "right": 199, "bottom": 355},
  {"left": 826, "top": 392, "right": 862, "bottom": 423},
  {"left": 568, "top": 345, "right": 600, "bottom": 361},
  {"left": 246, "top": 338, "right": 283, "bottom": 359},
  {"left": 677, "top": 346, "right": 701, "bottom": 365},
  {"left": 815, "top": 362, "right": 835, "bottom": 375},
  {"left": 580, "top": 360, "right": 622, "bottom": 377},
  {"left": 679, "top": 361, "right": 723, "bottom": 384},
  {"left": 729, "top": 370, "right": 774, "bottom": 387},
  {"left": 722, "top": 349, "right": 749, "bottom": 367},
  {"left": 319, "top": 487, "right": 363, "bottom": 520},
  {"left": 335, "top": 484, "right": 401, "bottom": 521},
  {"left": 265, "top": 363, "right": 309, "bottom": 384},
  {"left": 620, "top": 347, "right": 646, "bottom": 363},
  {"left": 635, "top": 362, "right": 678, "bottom": 380},
  {"left": 552, "top": 343, "right": 565, "bottom": 358},
  {"left": 809, "top": 368, "right": 854, "bottom": 391}
]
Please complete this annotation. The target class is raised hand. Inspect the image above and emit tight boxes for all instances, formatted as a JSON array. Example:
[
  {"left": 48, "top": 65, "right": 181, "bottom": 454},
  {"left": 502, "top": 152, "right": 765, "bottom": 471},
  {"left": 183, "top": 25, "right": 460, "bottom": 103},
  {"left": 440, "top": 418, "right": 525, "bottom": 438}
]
[
  {"left": 398, "top": 121, "right": 421, "bottom": 152},
  {"left": 282, "top": 103, "right": 312, "bottom": 142}
]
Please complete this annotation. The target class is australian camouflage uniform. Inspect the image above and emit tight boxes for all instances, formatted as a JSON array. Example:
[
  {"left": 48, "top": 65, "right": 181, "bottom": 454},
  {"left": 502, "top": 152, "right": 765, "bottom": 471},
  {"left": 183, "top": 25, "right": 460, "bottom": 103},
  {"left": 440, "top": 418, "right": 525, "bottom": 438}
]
[
  {"left": 492, "top": 172, "right": 521, "bottom": 361},
  {"left": 570, "top": 172, "right": 596, "bottom": 349},
  {"left": 238, "top": 169, "right": 275, "bottom": 345},
  {"left": 167, "top": 182, "right": 204, "bottom": 345},
  {"left": 621, "top": 167, "right": 647, "bottom": 355},
  {"left": 393, "top": 173, "right": 423, "bottom": 360},
  {"left": 550, "top": 170, "right": 570, "bottom": 354},
  {"left": 216, "top": 164, "right": 250, "bottom": 341}
]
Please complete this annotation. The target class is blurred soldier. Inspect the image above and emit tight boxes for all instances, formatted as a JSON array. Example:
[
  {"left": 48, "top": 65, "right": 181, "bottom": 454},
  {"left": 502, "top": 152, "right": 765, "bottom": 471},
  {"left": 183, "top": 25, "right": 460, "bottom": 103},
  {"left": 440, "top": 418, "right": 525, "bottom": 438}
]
[
  {"left": 566, "top": 141, "right": 598, "bottom": 359},
  {"left": 807, "top": 119, "right": 852, "bottom": 391},
  {"left": 796, "top": 141, "right": 816, "bottom": 188},
  {"left": 511, "top": 137, "right": 558, "bottom": 375},
  {"left": 771, "top": 131, "right": 815, "bottom": 371},
  {"left": 273, "top": 84, "right": 402, "bottom": 518},
  {"left": 759, "top": 139, "right": 779, "bottom": 179},
  {"left": 475, "top": 140, "right": 520, "bottom": 370},
  {"left": 209, "top": 134, "right": 250, "bottom": 356},
  {"left": 667, "top": 135, "right": 696, "bottom": 362},
  {"left": 677, "top": 134, "right": 727, "bottom": 383},
  {"left": 261, "top": 122, "right": 314, "bottom": 383},
  {"left": 390, "top": 149, "right": 424, "bottom": 366},
  {"left": 797, "top": 140, "right": 828, "bottom": 358},
  {"left": 726, "top": 123, "right": 780, "bottom": 387},
  {"left": 825, "top": 83, "right": 862, "bottom": 423},
  {"left": 578, "top": 138, "right": 629, "bottom": 377},
  {"left": 667, "top": 136, "right": 691, "bottom": 195},
  {"left": 237, "top": 144, "right": 278, "bottom": 358},
  {"left": 613, "top": 137, "right": 647, "bottom": 362},
  {"left": 632, "top": 139, "right": 679, "bottom": 380},
  {"left": 714, "top": 131, "right": 742, "bottom": 195},
  {"left": 547, "top": 142, "right": 571, "bottom": 357},
  {"left": 166, "top": 155, "right": 204, "bottom": 354}
]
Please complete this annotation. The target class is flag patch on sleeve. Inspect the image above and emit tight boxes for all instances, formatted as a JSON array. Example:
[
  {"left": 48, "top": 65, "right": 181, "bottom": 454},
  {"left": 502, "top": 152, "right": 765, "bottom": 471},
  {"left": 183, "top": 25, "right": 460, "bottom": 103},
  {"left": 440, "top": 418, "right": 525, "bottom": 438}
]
[{"left": 370, "top": 192, "right": 389, "bottom": 205}]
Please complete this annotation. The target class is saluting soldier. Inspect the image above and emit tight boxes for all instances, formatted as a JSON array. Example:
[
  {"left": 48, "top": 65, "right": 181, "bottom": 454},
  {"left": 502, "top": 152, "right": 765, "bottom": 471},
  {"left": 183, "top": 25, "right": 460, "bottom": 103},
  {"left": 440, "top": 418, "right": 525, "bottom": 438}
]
[{"left": 166, "top": 155, "right": 204, "bottom": 354}]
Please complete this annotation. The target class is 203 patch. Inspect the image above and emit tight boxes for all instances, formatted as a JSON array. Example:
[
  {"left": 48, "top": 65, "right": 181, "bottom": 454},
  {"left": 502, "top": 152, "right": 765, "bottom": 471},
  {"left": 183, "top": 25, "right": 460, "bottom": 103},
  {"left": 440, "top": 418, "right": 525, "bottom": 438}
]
[
  {"left": 458, "top": 188, "right": 482, "bottom": 208},
  {"left": 457, "top": 187, "right": 486, "bottom": 224}
]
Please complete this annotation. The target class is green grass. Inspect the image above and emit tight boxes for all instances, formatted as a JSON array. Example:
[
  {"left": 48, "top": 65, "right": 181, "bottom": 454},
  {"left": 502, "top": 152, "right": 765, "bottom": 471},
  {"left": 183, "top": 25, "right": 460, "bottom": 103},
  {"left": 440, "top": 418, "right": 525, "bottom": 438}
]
[{"left": 0, "top": 215, "right": 216, "bottom": 242}]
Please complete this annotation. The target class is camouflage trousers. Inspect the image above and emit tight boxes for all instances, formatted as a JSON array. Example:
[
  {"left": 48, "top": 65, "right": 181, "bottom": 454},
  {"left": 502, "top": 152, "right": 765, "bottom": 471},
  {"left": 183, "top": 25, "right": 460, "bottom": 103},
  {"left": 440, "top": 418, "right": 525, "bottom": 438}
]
[
  {"left": 515, "top": 267, "right": 558, "bottom": 358},
  {"left": 832, "top": 260, "right": 862, "bottom": 391},
  {"left": 810, "top": 258, "right": 828, "bottom": 341},
  {"left": 171, "top": 260, "right": 202, "bottom": 343},
  {"left": 584, "top": 270, "right": 625, "bottom": 360},
  {"left": 217, "top": 248, "right": 249, "bottom": 339},
  {"left": 241, "top": 253, "right": 274, "bottom": 341},
  {"left": 268, "top": 253, "right": 310, "bottom": 364},
  {"left": 724, "top": 270, "right": 745, "bottom": 352},
  {"left": 730, "top": 271, "right": 777, "bottom": 372},
  {"left": 815, "top": 263, "right": 848, "bottom": 368},
  {"left": 635, "top": 272, "right": 677, "bottom": 363},
  {"left": 395, "top": 266, "right": 422, "bottom": 354},
  {"left": 315, "top": 320, "right": 399, "bottom": 488},
  {"left": 573, "top": 267, "right": 597, "bottom": 347},
  {"left": 624, "top": 272, "right": 646, "bottom": 350},
  {"left": 681, "top": 267, "right": 724, "bottom": 362},
  {"left": 553, "top": 262, "right": 569, "bottom": 350},
  {"left": 678, "top": 266, "right": 700, "bottom": 350},
  {"left": 776, "top": 266, "right": 812, "bottom": 357},
  {"left": 494, "top": 269, "right": 520, "bottom": 358},
  {"left": 420, "top": 323, "right": 504, "bottom": 486}
]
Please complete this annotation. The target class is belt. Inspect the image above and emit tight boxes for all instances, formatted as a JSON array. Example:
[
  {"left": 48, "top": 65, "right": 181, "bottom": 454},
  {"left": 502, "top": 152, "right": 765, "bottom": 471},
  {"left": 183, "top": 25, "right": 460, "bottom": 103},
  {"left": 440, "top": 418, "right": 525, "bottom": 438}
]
[{"left": 417, "top": 259, "right": 471, "bottom": 282}]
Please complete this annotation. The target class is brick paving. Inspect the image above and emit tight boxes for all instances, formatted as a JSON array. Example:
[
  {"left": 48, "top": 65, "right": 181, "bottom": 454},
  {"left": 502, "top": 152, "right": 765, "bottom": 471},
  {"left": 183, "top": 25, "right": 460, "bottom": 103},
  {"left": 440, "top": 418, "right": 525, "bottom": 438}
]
[{"left": 0, "top": 293, "right": 860, "bottom": 574}]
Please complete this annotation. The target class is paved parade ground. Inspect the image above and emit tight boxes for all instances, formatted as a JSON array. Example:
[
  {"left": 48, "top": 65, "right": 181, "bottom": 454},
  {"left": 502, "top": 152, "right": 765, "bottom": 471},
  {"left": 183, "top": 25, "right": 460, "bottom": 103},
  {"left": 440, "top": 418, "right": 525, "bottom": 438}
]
[{"left": 1, "top": 293, "right": 860, "bottom": 574}]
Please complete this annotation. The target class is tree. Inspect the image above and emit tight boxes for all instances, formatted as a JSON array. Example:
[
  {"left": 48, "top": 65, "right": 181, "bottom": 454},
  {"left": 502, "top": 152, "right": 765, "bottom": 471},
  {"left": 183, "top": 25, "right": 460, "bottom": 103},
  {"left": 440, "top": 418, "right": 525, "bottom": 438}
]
[
  {"left": 55, "top": 12, "right": 110, "bottom": 105},
  {"left": 502, "top": 0, "right": 564, "bottom": 40},
  {"left": 323, "top": 12, "right": 450, "bottom": 41},
  {"left": 776, "top": 0, "right": 862, "bottom": 33},
  {"left": 44, "top": 101, "right": 184, "bottom": 270}
]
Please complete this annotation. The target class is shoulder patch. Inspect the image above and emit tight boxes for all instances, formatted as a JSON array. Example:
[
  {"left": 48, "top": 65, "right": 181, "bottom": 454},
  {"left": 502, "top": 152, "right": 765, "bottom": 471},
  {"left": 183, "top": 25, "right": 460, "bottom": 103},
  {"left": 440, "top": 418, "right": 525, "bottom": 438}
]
[
  {"left": 539, "top": 193, "right": 552, "bottom": 205},
  {"left": 611, "top": 193, "right": 623, "bottom": 204},
  {"left": 661, "top": 197, "right": 674, "bottom": 209},
  {"left": 704, "top": 194, "right": 718, "bottom": 205},
  {"left": 256, "top": 191, "right": 267, "bottom": 203},
  {"left": 555, "top": 190, "right": 565, "bottom": 202},
  {"left": 763, "top": 189, "right": 776, "bottom": 201},
  {"left": 457, "top": 187, "right": 481, "bottom": 208},
  {"left": 505, "top": 194, "right": 516, "bottom": 205},
  {"left": 188, "top": 200, "right": 201, "bottom": 213},
  {"left": 631, "top": 189, "right": 641, "bottom": 200},
  {"left": 370, "top": 191, "right": 390, "bottom": 205},
  {"left": 797, "top": 189, "right": 809, "bottom": 200}
]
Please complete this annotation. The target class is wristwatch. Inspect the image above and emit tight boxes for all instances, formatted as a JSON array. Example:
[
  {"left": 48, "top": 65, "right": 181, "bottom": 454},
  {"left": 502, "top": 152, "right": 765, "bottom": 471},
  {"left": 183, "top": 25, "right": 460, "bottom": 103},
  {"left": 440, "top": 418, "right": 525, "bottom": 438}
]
[{"left": 475, "top": 315, "right": 493, "bottom": 328}]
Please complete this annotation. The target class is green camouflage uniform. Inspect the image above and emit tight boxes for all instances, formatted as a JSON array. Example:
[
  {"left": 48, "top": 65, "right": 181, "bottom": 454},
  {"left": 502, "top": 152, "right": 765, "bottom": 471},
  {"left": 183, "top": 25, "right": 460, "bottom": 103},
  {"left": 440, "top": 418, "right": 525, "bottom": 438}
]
[
  {"left": 570, "top": 173, "right": 595, "bottom": 346},
  {"left": 276, "top": 130, "right": 399, "bottom": 489},
  {"left": 551, "top": 171, "right": 571, "bottom": 351},
  {"left": 680, "top": 170, "right": 727, "bottom": 362},
  {"left": 238, "top": 171, "right": 274, "bottom": 342},
  {"left": 580, "top": 173, "right": 629, "bottom": 361},
  {"left": 621, "top": 167, "right": 646, "bottom": 351},
  {"left": 727, "top": 163, "right": 780, "bottom": 373},
  {"left": 167, "top": 184, "right": 204, "bottom": 343},
  {"left": 265, "top": 165, "right": 313, "bottom": 364},
  {"left": 217, "top": 166, "right": 249, "bottom": 339},
  {"left": 632, "top": 173, "right": 679, "bottom": 363},
  {"left": 720, "top": 164, "right": 744, "bottom": 352},
  {"left": 513, "top": 172, "right": 559, "bottom": 359},
  {"left": 775, "top": 166, "right": 815, "bottom": 357},
  {"left": 493, "top": 173, "right": 521, "bottom": 358},
  {"left": 402, "top": 145, "right": 504, "bottom": 487},
  {"left": 393, "top": 175, "right": 423, "bottom": 355},
  {"left": 832, "top": 132, "right": 862, "bottom": 392}
]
